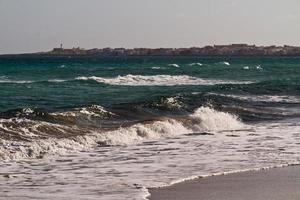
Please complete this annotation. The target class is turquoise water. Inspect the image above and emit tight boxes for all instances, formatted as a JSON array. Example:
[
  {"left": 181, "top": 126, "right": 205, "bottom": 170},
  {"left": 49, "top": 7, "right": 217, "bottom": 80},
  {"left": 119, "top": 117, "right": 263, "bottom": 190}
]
[
  {"left": 1, "top": 57, "right": 300, "bottom": 200},
  {"left": 1, "top": 57, "right": 300, "bottom": 112}
]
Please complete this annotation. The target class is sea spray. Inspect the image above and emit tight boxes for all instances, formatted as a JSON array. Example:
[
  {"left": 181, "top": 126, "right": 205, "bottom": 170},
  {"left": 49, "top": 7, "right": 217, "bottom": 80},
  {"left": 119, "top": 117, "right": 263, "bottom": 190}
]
[{"left": 189, "top": 107, "right": 244, "bottom": 132}]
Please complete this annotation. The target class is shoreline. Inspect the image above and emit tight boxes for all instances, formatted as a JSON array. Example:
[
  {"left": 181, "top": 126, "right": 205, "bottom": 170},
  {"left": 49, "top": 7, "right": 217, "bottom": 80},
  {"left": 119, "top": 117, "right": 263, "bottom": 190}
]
[{"left": 148, "top": 165, "right": 300, "bottom": 200}]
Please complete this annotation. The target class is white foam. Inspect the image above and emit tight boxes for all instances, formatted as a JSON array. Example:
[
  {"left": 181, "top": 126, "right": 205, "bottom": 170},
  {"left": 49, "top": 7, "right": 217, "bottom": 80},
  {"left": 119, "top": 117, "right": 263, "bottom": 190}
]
[
  {"left": 0, "top": 118, "right": 93, "bottom": 160},
  {"left": 96, "top": 107, "right": 244, "bottom": 146},
  {"left": 0, "top": 118, "right": 189, "bottom": 160},
  {"left": 189, "top": 63, "right": 203, "bottom": 66},
  {"left": 153, "top": 163, "right": 300, "bottom": 190},
  {"left": 189, "top": 106, "right": 244, "bottom": 132},
  {"left": 0, "top": 107, "right": 245, "bottom": 161},
  {"left": 0, "top": 80, "right": 34, "bottom": 84},
  {"left": 220, "top": 61, "right": 230, "bottom": 66},
  {"left": 97, "top": 119, "right": 190, "bottom": 146},
  {"left": 21, "top": 108, "right": 35, "bottom": 115},
  {"left": 75, "top": 75, "right": 252, "bottom": 86},
  {"left": 256, "top": 65, "right": 263, "bottom": 70},
  {"left": 151, "top": 67, "right": 161, "bottom": 70},
  {"left": 0, "top": 79, "right": 68, "bottom": 84},
  {"left": 212, "top": 93, "right": 300, "bottom": 103},
  {"left": 78, "top": 105, "right": 114, "bottom": 117},
  {"left": 48, "top": 79, "right": 67, "bottom": 83},
  {"left": 168, "top": 64, "right": 180, "bottom": 68},
  {"left": 151, "top": 97, "right": 184, "bottom": 110},
  {"left": 164, "top": 97, "right": 183, "bottom": 109},
  {"left": 3, "top": 113, "right": 300, "bottom": 200},
  {"left": 51, "top": 105, "right": 115, "bottom": 117}
]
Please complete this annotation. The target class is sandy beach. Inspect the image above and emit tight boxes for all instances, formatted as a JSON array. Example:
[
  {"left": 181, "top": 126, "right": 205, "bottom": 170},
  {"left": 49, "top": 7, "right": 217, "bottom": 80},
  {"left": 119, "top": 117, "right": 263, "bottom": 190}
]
[{"left": 149, "top": 165, "right": 300, "bottom": 200}]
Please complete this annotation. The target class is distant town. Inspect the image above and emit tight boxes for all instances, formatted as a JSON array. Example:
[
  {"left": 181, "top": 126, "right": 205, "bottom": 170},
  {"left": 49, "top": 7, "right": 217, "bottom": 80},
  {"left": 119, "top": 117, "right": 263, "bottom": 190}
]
[{"left": 3, "top": 44, "right": 300, "bottom": 57}]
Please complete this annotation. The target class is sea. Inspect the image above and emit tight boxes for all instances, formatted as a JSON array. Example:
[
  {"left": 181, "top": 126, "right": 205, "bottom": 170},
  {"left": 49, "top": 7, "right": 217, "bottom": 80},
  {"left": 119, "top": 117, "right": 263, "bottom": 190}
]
[{"left": 1, "top": 56, "right": 300, "bottom": 199}]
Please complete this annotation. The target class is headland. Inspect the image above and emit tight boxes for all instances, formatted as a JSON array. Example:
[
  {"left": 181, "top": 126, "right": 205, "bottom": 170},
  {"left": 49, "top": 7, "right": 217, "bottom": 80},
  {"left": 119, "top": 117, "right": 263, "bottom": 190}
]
[{"left": 2, "top": 44, "right": 300, "bottom": 58}]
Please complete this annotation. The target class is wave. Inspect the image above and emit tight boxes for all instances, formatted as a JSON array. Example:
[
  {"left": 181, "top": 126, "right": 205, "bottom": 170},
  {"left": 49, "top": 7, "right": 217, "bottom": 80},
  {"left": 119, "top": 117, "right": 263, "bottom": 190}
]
[
  {"left": 0, "top": 80, "right": 34, "bottom": 84},
  {"left": 168, "top": 64, "right": 180, "bottom": 68},
  {"left": 151, "top": 67, "right": 161, "bottom": 70},
  {"left": 210, "top": 93, "right": 300, "bottom": 104},
  {"left": 0, "top": 106, "right": 245, "bottom": 161},
  {"left": 153, "top": 97, "right": 184, "bottom": 110},
  {"left": 189, "top": 63, "right": 203, "bottom": 66},
  {"left": 0, "top": 75, "right": 253, "bottom": 86},
  {"left": 51, "top": 105, "right": 115, "bottom": 118},
  {"left": 189, "top": 107, "right": 243, "bottom": 132},
  {"left": 242, "top": 65, "right": 263, "bottom": 70},
  {"left": 256, "top": 65, "right": 263, "bottom": 70},
  {"left": 75, "top": 75, "right": 252, "bottom": 86},
  {"left": 96, "top": 105, "right": 243, "bottom": 146},
  {"left": 0, "top": 79, "right": 68, "bottom": 84},
  {"left": 48, "top": 79, "right": 67, "bottom": 83},
  {"left": 58, "top": 64, "right": 66, "bottom": 68},
  {"left": 0, "top": 73, "right": 255, "bottom": 87},
  {"left": 219, "top": 61, "right": 230, "bottom": 66}
]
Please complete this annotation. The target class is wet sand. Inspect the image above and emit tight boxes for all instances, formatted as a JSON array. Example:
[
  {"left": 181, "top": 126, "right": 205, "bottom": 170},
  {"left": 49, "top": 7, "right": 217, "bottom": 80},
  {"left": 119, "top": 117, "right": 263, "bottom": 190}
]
[{"left": 149, "top": 165, "right": 300, "bottom": 200}]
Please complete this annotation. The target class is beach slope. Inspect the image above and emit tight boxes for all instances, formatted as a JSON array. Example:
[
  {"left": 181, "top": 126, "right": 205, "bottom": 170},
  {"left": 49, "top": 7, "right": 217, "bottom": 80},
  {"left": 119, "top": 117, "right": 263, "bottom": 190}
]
[{"left": 149, "top": 166, "right": 300, "bottom": 200}]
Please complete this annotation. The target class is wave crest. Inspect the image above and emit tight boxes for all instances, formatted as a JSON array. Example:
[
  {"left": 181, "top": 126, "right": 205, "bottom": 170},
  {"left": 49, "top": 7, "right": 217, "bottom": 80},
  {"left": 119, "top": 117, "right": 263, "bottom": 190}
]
[
  {"left": 0, "top": 106, "right": 245, "bottom": 161},
  {"left": 75, "top": 75, "right": 252, "bottom": 86},
  {"left": 189, "top": 107, "right": 244, "bottom": 132}
]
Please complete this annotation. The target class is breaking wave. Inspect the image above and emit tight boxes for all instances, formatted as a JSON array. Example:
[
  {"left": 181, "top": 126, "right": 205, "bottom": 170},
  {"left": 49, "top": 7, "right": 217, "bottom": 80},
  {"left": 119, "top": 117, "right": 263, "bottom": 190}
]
[
  {"left": 0, "top": 79, "right": 68, "bottom": 84},
  {"left": 151, "top": 67, "right": 161, "bottom": 70},
  {"left": 189, "top": 107, "right": 244, "bottom": 132},
  {"left": 0, "top": 107, "right": 245, "bottom": 161},
  {"left": 168, "top": 64, "right": 180, "bottom": 68},
  {"left": 210, "top": 93, "right": 300, "bottom": 104},
  {"left": 0, "top": 74, "right": 253, "bottom": 86},
  {"left": 220, "top": 61, "right": 230, "bottom": 66},
  {"left": 189, "top": 63, "right": 203, "bottom": 66},
  {"left": 0, "top": 80, "right": 34, "bottom": 84},
  {"left": 75, "top": 75, "right": 252, "bottom": 86}
]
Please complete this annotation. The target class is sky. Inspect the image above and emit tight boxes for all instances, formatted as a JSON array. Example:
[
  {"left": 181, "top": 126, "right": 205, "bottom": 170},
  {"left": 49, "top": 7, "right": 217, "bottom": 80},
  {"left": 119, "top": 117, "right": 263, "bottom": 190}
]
[{"left": 1, "top": 0, "right": 300, "bottom": 54}]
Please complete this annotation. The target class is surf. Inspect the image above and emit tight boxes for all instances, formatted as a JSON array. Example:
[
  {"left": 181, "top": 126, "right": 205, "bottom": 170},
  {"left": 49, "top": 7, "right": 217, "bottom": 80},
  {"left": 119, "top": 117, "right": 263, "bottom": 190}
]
[
  {"left": 75, "top": 75, "right": 252, "bottom": 86},
  {"left": 0, "top": 106, "right": 245, "bottom": 161}
]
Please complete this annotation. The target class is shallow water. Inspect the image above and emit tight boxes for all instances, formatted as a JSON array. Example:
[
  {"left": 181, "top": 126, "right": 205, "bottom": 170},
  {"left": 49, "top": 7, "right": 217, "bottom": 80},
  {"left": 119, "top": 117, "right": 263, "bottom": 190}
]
[{"left": 1, "top": 120, "right": 300, "bottom": 200}]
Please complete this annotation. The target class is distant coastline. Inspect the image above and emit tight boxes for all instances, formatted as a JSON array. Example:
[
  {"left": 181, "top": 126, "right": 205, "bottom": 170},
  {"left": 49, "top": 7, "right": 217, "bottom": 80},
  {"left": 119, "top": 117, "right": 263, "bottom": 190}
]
[{"left": 3, "top": 44, "right": 300, "bottom": 58}]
